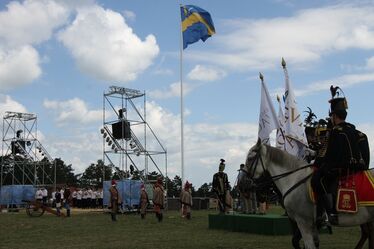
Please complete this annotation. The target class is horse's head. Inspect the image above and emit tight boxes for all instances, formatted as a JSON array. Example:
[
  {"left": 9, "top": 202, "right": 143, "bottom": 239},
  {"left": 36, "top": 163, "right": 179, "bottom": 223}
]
[{"left": 244, "top": 138, "right": 269, "bottom": 181}]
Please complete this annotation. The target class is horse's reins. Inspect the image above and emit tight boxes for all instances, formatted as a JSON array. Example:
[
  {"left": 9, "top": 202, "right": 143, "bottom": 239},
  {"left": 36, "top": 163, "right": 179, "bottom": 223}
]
[{"left": 248, "top": 151, "right": 313, "bottom": 203}]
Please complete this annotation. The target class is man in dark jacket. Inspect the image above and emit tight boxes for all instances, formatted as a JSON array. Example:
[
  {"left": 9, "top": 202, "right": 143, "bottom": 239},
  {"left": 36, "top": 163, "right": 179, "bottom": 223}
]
[
  {"left": 312, "top": 87, "right": 367, "bottom": 224},
  {"left": 55, "top": 188, "right": 62, "bottom": 216},
  {"left": 63, "top": 187, "right": 71, "bottom": 217}
]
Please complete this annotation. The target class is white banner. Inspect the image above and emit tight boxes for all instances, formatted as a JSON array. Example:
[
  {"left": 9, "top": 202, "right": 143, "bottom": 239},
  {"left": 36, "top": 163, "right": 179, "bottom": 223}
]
[
  {"left": 282, "top": 58, "right": 308, "bottom": 158},
  {"left": 258, "top": 73, "right": 279, "bottom": 145},
  {"left": 276, "top": 95, "right": 285, "bottom": 150}
]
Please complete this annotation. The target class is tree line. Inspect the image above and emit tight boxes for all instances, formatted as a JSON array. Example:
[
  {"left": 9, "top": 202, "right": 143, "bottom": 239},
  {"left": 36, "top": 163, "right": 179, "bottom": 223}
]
[{"left": 0, "top": 157, "right": 230, "bottom": 198}]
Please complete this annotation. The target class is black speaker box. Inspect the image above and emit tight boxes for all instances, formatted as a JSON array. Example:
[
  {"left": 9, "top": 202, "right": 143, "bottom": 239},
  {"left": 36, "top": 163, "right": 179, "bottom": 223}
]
[{"left": 112, "top": 121, "right": 131, "bottom": 140}]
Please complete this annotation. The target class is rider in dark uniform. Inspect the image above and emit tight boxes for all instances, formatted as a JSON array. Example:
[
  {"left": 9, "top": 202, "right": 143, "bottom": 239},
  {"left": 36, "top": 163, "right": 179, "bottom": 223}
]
[{"left": 311, "top": 86, "right": 367, "bottom": 225}]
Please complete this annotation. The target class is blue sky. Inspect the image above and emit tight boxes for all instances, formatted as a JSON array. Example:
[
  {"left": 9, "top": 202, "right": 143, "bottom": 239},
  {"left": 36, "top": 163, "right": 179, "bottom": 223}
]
[{"left": 0, "top": 0, "right": 373, "bottom": 187}]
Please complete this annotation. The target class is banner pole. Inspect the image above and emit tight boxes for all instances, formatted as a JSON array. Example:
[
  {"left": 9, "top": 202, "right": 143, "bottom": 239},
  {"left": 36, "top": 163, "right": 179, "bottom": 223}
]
[{"left": 180, "top": 5, "right": 185, "bottom": 183}]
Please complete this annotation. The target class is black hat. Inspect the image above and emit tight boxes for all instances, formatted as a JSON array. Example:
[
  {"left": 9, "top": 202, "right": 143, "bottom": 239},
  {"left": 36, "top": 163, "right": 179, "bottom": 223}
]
[
  {"left": 329, "top": 85, "right": 348, "bottom": 116},
  {"left": 329, "top": 97, "right": 348, "bottom": 115}
]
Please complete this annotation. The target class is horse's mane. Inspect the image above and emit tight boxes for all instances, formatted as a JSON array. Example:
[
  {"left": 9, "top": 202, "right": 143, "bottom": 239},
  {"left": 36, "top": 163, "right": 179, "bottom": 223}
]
[{"left": 264, "top": 145, "right": 305, "bottom": 170}]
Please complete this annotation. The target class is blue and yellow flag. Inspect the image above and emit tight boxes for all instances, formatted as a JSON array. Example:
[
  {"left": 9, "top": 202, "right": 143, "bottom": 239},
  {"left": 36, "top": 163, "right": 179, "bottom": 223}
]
[{"left": 180, "top": 5, "right": 215, "bottom": 49}]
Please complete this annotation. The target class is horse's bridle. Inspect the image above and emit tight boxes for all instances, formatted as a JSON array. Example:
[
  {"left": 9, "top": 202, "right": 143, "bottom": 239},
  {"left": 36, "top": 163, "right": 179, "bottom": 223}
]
[{"left": 246, "top": 148, "right": 313, "bottom": 202}]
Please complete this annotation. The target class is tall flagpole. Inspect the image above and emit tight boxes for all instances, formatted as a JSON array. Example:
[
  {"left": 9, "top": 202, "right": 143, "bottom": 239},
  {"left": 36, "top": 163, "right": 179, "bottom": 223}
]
[{"left": 179, "top": 4, "right": 185, "bottom": 183}]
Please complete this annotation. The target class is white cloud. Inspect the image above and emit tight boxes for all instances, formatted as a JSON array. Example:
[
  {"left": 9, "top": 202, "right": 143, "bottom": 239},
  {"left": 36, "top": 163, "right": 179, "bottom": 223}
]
[
  {"left": 43, "top": 98, "right": 102, "bottom": 125},
  {"left": 122, "top": 10, "right": 136, "bottom": 21},
  {"left": 365, "top": 56, "right": 374, "bottom": 69},
  {"left": 0, "top": 0, "right": 70, "bottom": 91},
  {"left": 0, "top": 0, "right": 69, "bottom": 47},
  {"left": 187, "top": 65, "right": 226, "bottom": 81},
  {"left": 289, "top": 72, "right": 374, "bottom": 97},
  {"left": 58, "top": 5, "right": 159, "bottom": 83},
  {"left": 149, "top": 81, "right": 194, "bottom": 99},
  {"left": 188, "top": 4, "right": 374, "bottom": 71},
  {"left": 139, "top": 101, "right": 258, "bottom": 186},
  {"left": 153, "top": 68, "right": 173, "bottom": 76},
  {"left": 0, "top": 94, "right": 27, "bottom": 115},
  {"left": 45, "top": 131, "right": 102, "bottom": 174},
  {"left": 0, "top": 45, "right": 41, "bottom": 91}
]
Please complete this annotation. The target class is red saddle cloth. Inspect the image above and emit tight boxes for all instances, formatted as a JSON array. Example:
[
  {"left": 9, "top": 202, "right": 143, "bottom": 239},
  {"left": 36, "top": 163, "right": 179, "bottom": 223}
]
[
  {"left": 339, "top": 170, "right": 374, "bottom": 207},
  {"left": 309, "top": 170, "right": 374, "bottom": 213}
]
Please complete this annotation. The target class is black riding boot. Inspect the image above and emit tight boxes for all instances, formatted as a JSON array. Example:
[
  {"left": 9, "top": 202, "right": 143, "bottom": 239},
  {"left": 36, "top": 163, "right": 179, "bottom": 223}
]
[
  {"left": 186, "top": 213, "right": 191, "bottom": 220},
  {"left": 316, "top": 196, "right": 324, "bottom": 220},
  {"left": 323, "top": 194, "right": 338, "bottom": 225},
  {"left": 159, "top": 213, "right": 163, "bottom": 222},
  {"left": 141, "top": 214, "right": 145, "bottom": 219},
  {"left": 67, "top": 209, "right": 71, "bottom": 217}
]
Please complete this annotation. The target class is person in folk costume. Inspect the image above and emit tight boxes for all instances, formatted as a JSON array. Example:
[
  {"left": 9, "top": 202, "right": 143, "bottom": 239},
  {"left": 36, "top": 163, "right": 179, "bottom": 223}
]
[
  {"left": 212, "top": 159, "right": 232, "bottom": 213},
  {"left": 153, "top": 177, "right": 165, "bottom": 222},
  {"left": 109, "top": 180, "right": 122, "bottom": 222},
  {"left": 139, "top": 183, "right": 149, "bottom": 219},
  {"left": 311, "top": 85, "right": 367, "bottom": 225},
  {"left": 180, "top": 181, "right": 193, "bottom": 219}
]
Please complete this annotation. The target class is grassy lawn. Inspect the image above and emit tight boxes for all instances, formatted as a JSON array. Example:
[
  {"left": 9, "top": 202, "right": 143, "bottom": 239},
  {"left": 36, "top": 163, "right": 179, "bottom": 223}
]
[{"left": 0, "top": 207, "right": 364, "bottom": 249}]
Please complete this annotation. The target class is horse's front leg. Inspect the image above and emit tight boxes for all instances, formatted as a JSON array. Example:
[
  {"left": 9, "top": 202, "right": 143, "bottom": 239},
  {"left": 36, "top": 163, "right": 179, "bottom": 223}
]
[
  {"left": 290, "top": 218, "right": 302, "bottom": 249},
  {"left": 296, "top": 220, "right": 319, "bottom": 249},
  {"left": 368, "top": 222, "right": 374, "bottom": 249},
  {"left": 354, "top": 223, "right": 368, "bottom": 249}
]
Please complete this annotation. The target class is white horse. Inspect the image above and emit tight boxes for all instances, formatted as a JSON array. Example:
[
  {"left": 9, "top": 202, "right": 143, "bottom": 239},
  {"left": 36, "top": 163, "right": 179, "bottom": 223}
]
[{"left": 245, "top": 139, "right": 374, "bottom": 249}]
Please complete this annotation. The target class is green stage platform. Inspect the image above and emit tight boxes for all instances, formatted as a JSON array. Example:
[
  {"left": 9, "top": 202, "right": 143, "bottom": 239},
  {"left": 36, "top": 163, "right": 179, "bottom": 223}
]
[{"left": 208, "top": 213, "right": 292, "bottom": 235}]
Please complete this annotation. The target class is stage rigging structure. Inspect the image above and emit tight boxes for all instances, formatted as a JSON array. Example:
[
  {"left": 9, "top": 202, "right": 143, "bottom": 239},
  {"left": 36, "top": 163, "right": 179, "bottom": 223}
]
[
  {"left": 1, "top": 111, "right": 55, "bottom": 186},
  {"left": 101, "top": 86, "right": 167, "bottom": 185},
  {"left": 0, "top": 112, "right": 56, "bottom": 206}
]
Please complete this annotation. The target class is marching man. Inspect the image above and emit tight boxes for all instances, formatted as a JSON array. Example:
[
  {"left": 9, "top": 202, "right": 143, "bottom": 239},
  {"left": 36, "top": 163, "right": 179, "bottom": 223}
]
[{"left": 180, "top": 181, "right": 193, "bottom": 219}]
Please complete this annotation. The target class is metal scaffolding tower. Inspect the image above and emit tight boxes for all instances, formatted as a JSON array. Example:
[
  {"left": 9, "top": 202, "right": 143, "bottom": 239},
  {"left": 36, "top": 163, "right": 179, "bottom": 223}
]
[
  {"left": 1, "top": 111, "right": 55, "bottom": 187},
  {"left": 101, "top": 86, "right": 167, "bottom": 182}
]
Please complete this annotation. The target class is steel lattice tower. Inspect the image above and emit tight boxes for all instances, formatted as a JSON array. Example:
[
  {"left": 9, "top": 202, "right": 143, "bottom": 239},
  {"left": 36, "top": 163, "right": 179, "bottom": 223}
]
[
  {"left": 1, "top": 112, "right": 55, "bottom": 187},
  {"left": 101, "top": 86, "right": 167, "bottom": 183}
]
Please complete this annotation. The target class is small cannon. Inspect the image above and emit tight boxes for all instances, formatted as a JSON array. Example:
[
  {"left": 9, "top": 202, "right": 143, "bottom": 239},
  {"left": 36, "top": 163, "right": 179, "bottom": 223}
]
[{"left": 22, "top": 200, "right": 65, "bottom": 217}]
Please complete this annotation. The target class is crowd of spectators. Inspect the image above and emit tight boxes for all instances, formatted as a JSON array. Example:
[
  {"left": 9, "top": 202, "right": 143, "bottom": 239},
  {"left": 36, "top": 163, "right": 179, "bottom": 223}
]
[{"left": 35, "top": 187, "right": 104, "bottom": 209}]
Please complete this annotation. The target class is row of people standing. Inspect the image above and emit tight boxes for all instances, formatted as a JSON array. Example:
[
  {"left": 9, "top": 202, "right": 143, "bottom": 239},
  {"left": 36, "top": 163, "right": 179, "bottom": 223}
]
[
  {"left": 52, "top": 188, "right": 103, "bottom": 208},
  {"left": 70, "top": 188, "right": 104, "bottom": 209}
]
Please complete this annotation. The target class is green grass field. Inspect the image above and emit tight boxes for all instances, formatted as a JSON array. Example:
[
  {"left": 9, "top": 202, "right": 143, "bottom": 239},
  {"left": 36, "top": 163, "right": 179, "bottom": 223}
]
[{"left": 0, "top": 208, "right": 365, "bottom": 249}]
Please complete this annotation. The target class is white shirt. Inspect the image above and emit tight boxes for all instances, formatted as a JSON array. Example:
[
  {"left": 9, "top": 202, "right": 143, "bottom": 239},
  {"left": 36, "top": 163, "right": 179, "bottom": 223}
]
[
  {"left": 77, "top": 190, "right": 82, "bottom": 200},
  {"left": 42, "top": 189, "right": 48, "bottom": 197},
  {"left": 35, "top": 189, "right": 43, "bottom": 200},
  {"left": 87, "top": 189, "right": 93, "bottom": 199}
]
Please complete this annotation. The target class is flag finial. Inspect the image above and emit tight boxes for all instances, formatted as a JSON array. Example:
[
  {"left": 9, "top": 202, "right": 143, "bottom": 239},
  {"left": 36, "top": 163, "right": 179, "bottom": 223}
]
[
  {"left": 259, "top": 72, "right": 264, "bottom": 81},
  {"left": 281, "top": 57, "right": 286, "bottom": 68}
]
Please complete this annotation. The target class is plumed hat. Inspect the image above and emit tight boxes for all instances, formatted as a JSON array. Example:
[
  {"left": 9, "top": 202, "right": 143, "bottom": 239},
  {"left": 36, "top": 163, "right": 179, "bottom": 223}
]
[
  {"left": 111, "top": 179, "right": 116, "bottom": 186},
  {"left": 329, "top": 85, "right": 348, "bottom": 116}
]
